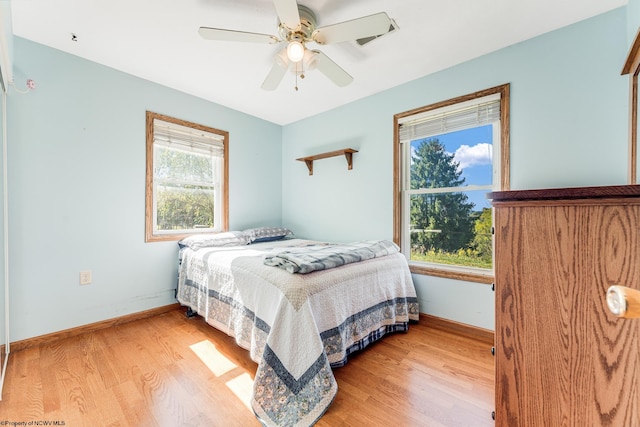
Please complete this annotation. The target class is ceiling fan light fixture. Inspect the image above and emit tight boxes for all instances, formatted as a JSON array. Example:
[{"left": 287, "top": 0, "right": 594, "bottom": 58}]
[
  {"left": 286, "top": 40, "right": 305, "bottom": 62},
  {"left": 302, "top": 49, "right": 317, "bottom": 70},
  {"left": 275, "top": 48, "right": 289, "bottom": 69}
]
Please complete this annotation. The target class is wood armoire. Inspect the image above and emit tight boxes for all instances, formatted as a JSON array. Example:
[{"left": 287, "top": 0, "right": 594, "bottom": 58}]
[{"left": 490, "top": 185, "right": 640, "bottom": 426}]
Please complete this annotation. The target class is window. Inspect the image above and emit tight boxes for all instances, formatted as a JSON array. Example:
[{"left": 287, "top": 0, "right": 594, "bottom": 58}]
[
  {"left": 393, "top": 84, "right": 510, "bottom": 283},
  {"left": 145, "top": 111, "right": 228, "bottom": 242},
  {"left": 622, "top": 29, "right": 640, "bottom": 183}
]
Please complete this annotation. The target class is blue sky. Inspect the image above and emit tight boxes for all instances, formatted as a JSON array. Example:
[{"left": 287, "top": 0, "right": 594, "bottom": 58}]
[{"left": 411, "top": 124, "right": 493, "bottom": 211}]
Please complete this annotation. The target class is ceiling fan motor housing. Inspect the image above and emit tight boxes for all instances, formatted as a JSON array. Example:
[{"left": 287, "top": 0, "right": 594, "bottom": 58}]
[{"left": 278, "top": 5, "right": 317, "bottom": 42}]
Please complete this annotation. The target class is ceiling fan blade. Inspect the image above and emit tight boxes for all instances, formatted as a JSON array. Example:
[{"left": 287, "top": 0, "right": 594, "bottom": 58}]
[
  {"left": 199, "top": 27, "right": 280, "bottom": 44},
  {"left": 272, "top": 0, "right": 301, "bottom": 30},
  {"left": 312, "top": 50, "right": 353, "bottom": 87},
  {"left": 312, "top": 12, "right": 392, "bottom": 45},
  {"left": 261, "top": 54, "right": 289, "bottom": 90}
]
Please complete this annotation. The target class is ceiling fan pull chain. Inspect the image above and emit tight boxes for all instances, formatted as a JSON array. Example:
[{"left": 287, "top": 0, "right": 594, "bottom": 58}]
[{"left": 295, "top": 60, "right": 306, "bottom": 91}]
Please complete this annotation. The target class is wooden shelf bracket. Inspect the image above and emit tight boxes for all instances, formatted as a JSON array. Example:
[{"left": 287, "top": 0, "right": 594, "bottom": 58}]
[{"left": 296, "top": 148, "right": 358, "bottom": 176}]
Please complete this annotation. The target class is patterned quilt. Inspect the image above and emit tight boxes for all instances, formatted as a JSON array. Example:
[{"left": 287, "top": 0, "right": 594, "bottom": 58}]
[
  {"left": 263, "top": 240, "right": 399, "bottom": 273},
  {"left": 177, "top": 239, "right": 419, "bottom": 426}
]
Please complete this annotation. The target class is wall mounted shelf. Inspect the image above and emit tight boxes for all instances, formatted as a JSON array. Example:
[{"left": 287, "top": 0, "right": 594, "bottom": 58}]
[{"left": 296, "top": 148, "right": 358, "bottom": 176}]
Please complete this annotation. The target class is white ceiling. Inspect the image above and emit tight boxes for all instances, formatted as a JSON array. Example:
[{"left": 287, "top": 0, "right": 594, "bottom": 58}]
[{"left": 10, "top": 0, "right": 627, "bottom": 125}]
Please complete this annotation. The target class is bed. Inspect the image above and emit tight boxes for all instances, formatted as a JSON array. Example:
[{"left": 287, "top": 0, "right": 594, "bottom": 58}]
[{"left": 176, "top": 229, "right": 419, "bottom": 427}]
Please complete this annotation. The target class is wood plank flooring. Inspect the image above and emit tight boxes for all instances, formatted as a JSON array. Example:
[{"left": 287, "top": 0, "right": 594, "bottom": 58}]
[{"left": 0, "top": 309, "right": 495, "bottom": 426}]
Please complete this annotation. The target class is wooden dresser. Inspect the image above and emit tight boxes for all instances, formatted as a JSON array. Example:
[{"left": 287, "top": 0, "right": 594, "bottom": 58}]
[{"left": 490, "top": 185, "right": 640, "bottom": 427}]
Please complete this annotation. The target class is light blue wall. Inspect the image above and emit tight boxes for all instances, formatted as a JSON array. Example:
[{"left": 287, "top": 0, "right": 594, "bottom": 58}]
[
  {"left": 628, "top": 0, "right": 640, "bottom": 45},
  {"left": 282, "top": 8, "right": 629, "bottom": 330},
  {"left": 7, "top": 37, "right": 282, "bottom": 342}
]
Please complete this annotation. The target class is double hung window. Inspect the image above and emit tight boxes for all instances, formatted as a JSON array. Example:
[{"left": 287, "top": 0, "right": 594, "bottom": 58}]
[
  {"left": 393, "top": 85, "right": 510, "bottom": 282},
  {"left": 145, "top": 112, "right": 228, "bottom": 242}
]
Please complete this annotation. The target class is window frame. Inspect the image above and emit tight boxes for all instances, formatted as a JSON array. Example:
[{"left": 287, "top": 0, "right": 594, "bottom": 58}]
[
  {"left": 145, "top": 111, "right": 229, "bottom": 243},
  {"left": 393, "top": 84, "right": 510, "bottom": 283},
  {"left": 623, "top": 28, "right": 640, "bottom": 184}
]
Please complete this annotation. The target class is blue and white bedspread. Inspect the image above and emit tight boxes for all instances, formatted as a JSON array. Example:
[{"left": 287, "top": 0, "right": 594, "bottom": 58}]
[
  {"left": 263, "top": 240, "right": 399, "bottom": 274},
  {"left": 176, "top": 239, "right": 419, "bottom": 427}
]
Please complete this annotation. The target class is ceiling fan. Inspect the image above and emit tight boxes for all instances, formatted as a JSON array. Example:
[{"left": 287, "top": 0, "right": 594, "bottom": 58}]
[{"left": 198, "top": 0, "right": 394, "bottom": 90}]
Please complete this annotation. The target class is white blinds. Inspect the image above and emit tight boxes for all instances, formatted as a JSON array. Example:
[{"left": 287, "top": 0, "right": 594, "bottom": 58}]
[
  {"left": 399, "top": 98, "right": 500, "bottom": 143},
  {"left": 153, "top": 119, "right": 225, "bottom": 157}
]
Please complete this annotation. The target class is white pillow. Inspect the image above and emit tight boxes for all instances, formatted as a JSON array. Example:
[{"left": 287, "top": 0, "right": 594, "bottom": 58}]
[{"left": 178, "top": 231, "right": 250, "bottom": 249}]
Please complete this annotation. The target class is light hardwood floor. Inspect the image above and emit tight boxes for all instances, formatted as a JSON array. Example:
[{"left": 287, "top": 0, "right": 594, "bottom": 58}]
[{"left": 0, "top": 309, "right": 495, "bottom": 426}]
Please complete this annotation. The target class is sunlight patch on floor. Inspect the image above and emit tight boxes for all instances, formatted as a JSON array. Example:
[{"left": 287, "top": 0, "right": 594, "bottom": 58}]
[
  {"left": 190, "top": 339, "right": 255, "bottom": 413},
  {"left": 190, "top": 340, "right": 237, "bottom": 377},
  {"left": 226, "top": 372, "right": 254, "bottom": 411}
]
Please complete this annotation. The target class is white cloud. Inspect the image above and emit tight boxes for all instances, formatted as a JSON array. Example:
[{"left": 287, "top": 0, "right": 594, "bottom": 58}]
[{"left": 454, "top": 143, "right": 492, "bottom": 169}]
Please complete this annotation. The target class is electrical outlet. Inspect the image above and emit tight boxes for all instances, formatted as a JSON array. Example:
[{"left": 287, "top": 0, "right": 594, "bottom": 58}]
[{"left": 79, "top": 270, "right": 92, "bottom": 285}]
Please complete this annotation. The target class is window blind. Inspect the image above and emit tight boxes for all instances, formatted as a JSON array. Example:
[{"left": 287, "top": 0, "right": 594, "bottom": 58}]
[
  {"left": 399, "top": 98, "right": 500, "bottom": 143},
  {"left": 153, "top": 119, "right": 224, "bottom": 157}
]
